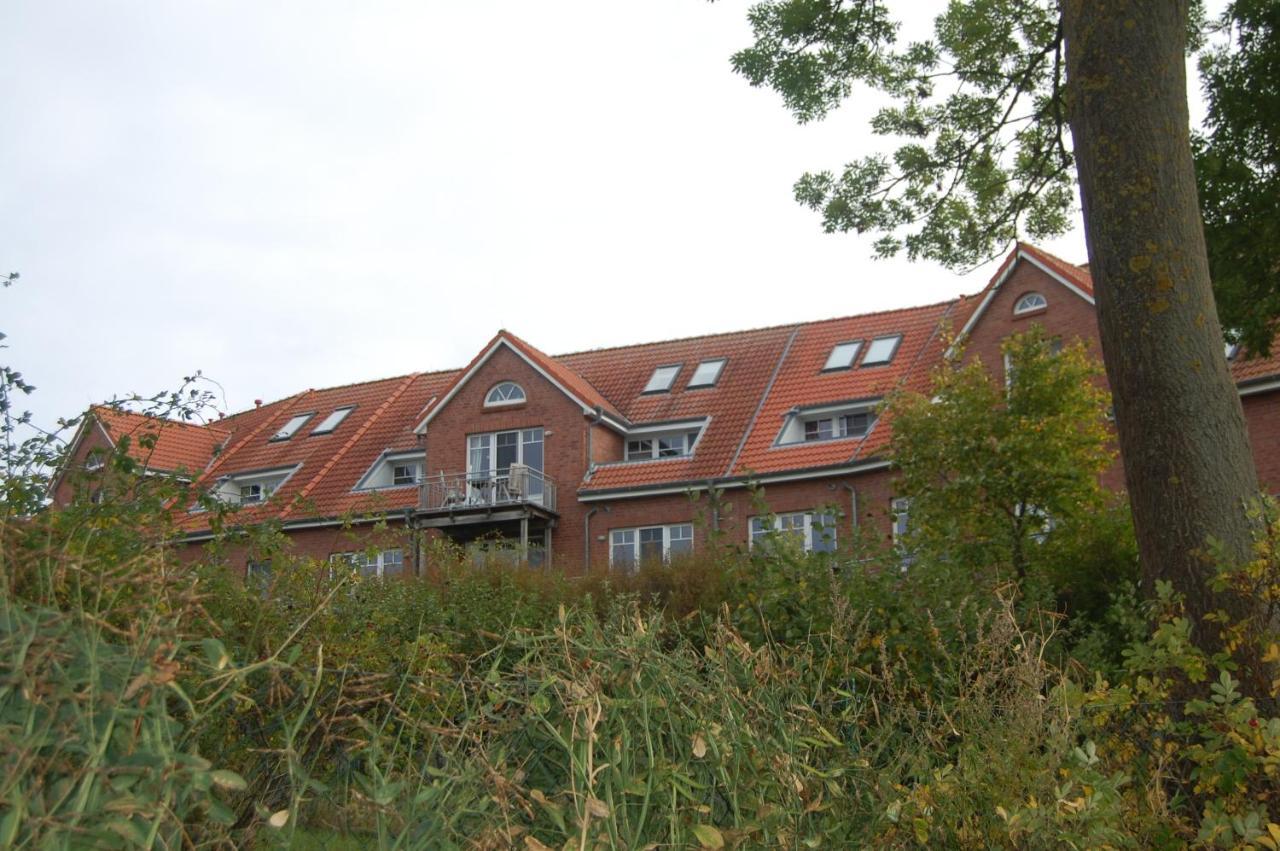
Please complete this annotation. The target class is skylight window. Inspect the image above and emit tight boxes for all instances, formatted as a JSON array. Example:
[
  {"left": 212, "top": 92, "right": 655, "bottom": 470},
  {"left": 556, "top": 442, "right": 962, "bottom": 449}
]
[
  {"left": 688, "top": 358, "right": 726, "bottom": 388},
  {"left": 271, "top": 413, "right": 314, "bottom": 441},
  {"left": 823, "top": 341, "right": 863, "bottom": 371},
  {"left": 311, "top": 406, "right": 354, "bottom": 435},
  {"left": 643, "top": 364, "right": 682, "bottom": 394},
  {"left": 861, "top": 335, "right": 902, "bottom": 366}
]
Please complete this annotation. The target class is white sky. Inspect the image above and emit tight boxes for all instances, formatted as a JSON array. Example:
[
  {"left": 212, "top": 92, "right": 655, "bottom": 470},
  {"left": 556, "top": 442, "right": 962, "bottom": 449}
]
[{"left": 1, "top": 1, "right": 1214, "bottom": 430}]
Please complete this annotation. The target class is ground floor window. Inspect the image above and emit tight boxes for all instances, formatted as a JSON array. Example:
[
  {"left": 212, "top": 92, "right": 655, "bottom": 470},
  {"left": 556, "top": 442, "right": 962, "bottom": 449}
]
[
  {"left": 609, "top": 523, "right": 694, "bottom": 569},
  {"left": 749, "top": 511, "right": 838, "bottom": 553},
  {"left": 330, "top": 548, "right": 405, "bottom": 579}
]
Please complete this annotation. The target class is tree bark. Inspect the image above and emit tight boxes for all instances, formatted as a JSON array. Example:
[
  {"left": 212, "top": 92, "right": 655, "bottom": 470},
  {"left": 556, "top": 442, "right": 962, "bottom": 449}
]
[{"left": 1062, "top": 2, "right": 1261, "bottom": 638}]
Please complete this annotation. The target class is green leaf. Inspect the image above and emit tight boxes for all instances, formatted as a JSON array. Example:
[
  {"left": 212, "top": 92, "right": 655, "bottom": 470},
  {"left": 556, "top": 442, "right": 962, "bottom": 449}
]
[
  {"left": 210, "top": 769, "right": 248, "bottom": 792},
  {"left": 692, "top": 824, "right": 725, "bottom": 849}
]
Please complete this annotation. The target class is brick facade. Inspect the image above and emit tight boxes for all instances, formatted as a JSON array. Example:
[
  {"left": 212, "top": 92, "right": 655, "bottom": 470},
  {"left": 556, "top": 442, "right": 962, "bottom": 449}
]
[{"left": 51, "top": 245, "right": 1280, "bottom": 578}]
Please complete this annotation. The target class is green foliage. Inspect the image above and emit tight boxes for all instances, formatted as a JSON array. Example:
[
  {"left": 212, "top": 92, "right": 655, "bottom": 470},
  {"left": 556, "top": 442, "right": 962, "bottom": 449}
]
[
  {"left": 887, "top": 327, "right": 1117, "bottom": 580},
  {"left": 729, "top": 0, "right": 1075, "bottom": 267},
  {"left": 1195, "top": 0, "right": 1280, "bottom": 356}
]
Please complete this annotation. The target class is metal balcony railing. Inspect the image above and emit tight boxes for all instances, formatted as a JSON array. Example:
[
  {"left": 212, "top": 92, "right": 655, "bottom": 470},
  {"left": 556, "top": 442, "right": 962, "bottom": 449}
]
[{"left": 419, "top": 465, "right": 557, "bottom": 513}]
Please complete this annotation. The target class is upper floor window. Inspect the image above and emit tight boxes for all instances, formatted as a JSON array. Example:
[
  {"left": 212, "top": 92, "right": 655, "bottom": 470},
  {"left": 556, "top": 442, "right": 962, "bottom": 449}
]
[
  {"left": 777, "top": 403, "right": 877, "bottom": 445},
  {"left": 861, "top": 335, "right": 902, "bottom": 366},
  {"left": 312, "top": 406, "right": 354, "bottom": 434},
  {"left": 270, "top": 412, "right": 314, "bottom": 441},
  {"left": 803, "top": 411, "right": 874, "bottom": 442},
  {"left": 823, "top": 341, "right": 863, "bottom": 371},
  {"left": 749, "top": 511, "right": 837, "bottom": 553},
  {"left": 211, "top": 465, "right": 298, "bottom": 506},
  {"left": 485, "top": 381, "right": 526, "bottom": 407},
  {"left": 623, "top": 420, "right": 706, "bottom": 461},
  {"left": 353, "top": 451, "right": 425, "bottom": 491},
  {"left": 1014, "top": 292, "right": 1048, "bottom": 315},
  {"left": 643, "top": 364, "right": 682, "bottom": 394},
  {"left": 609, "top": 523, "right": 693, "bottom": 570},
  {"left": 688, "top": 358, "right": 727, "bottom": 388}
]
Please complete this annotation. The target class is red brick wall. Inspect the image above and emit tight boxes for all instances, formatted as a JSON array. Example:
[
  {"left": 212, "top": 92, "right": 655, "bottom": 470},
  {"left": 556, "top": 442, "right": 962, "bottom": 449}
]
[
  {"left": 179, "top": 521, "right": 415, "bottom": 577},
  {"left": 51, "top": 420, "right": 114, "bottom": 506},
  {"left": 1244, "top": 390, "right": 1280, "bottom": 493},
  {"left": 961, "top": 260, "right": 1127, "bottom": 490},
  {"left": 582, "top": 467, "right": 902, "bottom": 568},
  {"left": 422, "top": 344, "right": 599, "bottom": 567}
]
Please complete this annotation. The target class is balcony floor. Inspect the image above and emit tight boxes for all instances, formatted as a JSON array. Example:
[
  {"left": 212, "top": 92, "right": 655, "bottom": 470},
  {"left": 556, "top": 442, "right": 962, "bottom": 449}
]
[{"left": 414, "top": 500, "right": 558, "bottom": 529}]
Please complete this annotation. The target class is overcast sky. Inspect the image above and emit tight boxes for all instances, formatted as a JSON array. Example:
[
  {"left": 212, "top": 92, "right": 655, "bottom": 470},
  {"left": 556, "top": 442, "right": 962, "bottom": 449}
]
[{"left": 2, "top": 1, "right": 1214, "bottom": 432}]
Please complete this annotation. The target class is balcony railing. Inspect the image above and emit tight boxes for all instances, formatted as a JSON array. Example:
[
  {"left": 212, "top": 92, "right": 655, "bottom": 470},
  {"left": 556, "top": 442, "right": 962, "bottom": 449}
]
[{"left": 420, "top": 465, "right": 557, "bottom": 513}]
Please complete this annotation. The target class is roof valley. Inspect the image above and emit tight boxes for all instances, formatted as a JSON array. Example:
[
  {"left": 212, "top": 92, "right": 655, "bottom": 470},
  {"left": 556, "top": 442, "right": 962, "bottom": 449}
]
[{"left": 723, "top": 325, "right": 801, "bottom": 477}]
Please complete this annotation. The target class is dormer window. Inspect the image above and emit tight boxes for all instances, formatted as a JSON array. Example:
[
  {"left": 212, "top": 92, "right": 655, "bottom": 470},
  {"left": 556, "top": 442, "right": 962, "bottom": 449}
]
[
  {"left": 688, "top": 358, "right": 727, "bottom": 388},
  {"left": 777, "top": 402, "right": 878, "bottom": 445},
  {"left": 1014, "top": 292, "right": 1048, "bottom": 315},
  {"left": 209, "top": 465, "right": 300, "bottom": 506},
  {"left": 823, "top": 341, "right": 863, "bottom": 371},
  {"left": 271, "top": 413, "right": 314, "bottom": 441},
  {"left": 312, "top": 406, "right": 354, "bottom": 435},
  {"left": 861, "top": 335, "right": 902, "bottom": 366},
  {"left": 623, "top": 419, "right": 707, "bottom": 461},
  {"left": 353, "top": 450, "right": 426, "bottom": 491},
  {"left": 485, "top": 381, "right": 526, "bottom": 407},
  {"left": 643, "top": 364, "right": 681, "bottom": 394}
]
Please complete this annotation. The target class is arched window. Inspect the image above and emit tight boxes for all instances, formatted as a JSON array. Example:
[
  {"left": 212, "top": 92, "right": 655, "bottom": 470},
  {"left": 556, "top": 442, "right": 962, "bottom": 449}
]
[
  {"left": 1014, "top": 292, "right": 1048, "bottom": 315},
  {"left": 484, "top": 381, "right": 526, "bottom": 406}
]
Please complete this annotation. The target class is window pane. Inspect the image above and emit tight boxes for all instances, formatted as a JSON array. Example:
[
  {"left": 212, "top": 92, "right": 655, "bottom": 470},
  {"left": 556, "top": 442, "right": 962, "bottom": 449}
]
[
  {"left": 688, "top": 359, "right": 726, "bottom": 387},
  {"left": 626, "top": 439, "right": 653, "bottom": 460},
  {"left": 810, "top": 514, "right": 837, "bottom": 553},
  {"left": 610, "top": 530, "right": 636, "bottom": 569},
  {"left": 804, "top": 418, "right": 834, "bottom": 441},
  {"left": 382, "top": 549, "right": 404, "bottom": 577},
  {"left": 272, "top": 413, "right": 313, "bottom": 441},
  {"left": 643, "top": 365, "right": 681, "bottom": 393},
  {"left": 749, "top": 517, "right": 769, "bottom": 544},
  {"left": 668, "top": 524, "right": 693, "bottom": 558},
  {"left": 862, "top": 335, "right": 902, "bottom": 365},
  {"left": 522, "top": 429, "right": 544, "bottom": 474},
  {"left": 657, "top": 435, "right": 685, "bottom": 457},
  {"left": 823, "top": 341, "right": 862, "bottom": 370},
  {"left": 312, "top": 407, "right": 353, "bottom": 434},
  {"left": 639, "top": 527, "right": 664, "bottom": 562},
  {"left": 840, "top": 412, "right": 871, "bottom": 437}
]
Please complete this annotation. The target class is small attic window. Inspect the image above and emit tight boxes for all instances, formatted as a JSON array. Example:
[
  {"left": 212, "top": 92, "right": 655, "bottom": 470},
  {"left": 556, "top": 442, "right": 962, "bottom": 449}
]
[
  {"left": 643, "top": 364, "right": 681, "bottom": 394},
  {"left": 1014, "top": 292, "right": 1048, "bottom": 315},
  {"left": 861, "top": 335, "right": 902, "bottom": 366},
  {"left": 270, "top": 413, "right": 314, "bottom": 441},
  {"left": 688, "top": 358, "right": 726, "bottom": 388},
  {"left": 311, "top": 406, "right": 354, "bottom": 435},
  {"left": 485, "top": 381, "right": 526, "bottom": 407},
  {"left": 823, "top": 341, "right": 863, "bottom": 371}
]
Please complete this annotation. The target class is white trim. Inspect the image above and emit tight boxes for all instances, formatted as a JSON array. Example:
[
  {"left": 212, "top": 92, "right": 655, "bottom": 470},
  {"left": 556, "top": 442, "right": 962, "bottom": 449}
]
[
  {"left": 608, "top": 522, "right": 694, "bottom": 569},
  {"left": 1013, "top": 291, "right": 1048, "bottom": 315},
  {"left": 1240, "top": 377, "right": 1280, "bottom": 397},
  {"left": 415, "top": 338, "right": 621, "bottom": 433},
  {"left": 484, "top": 381, "right": 527, "bottom": 407},
  {"left": 626, "top": 417, "right": 709, "bottom": 436},
  {"left": 577, "top": 459, "right": 893, "bottom": 502}
]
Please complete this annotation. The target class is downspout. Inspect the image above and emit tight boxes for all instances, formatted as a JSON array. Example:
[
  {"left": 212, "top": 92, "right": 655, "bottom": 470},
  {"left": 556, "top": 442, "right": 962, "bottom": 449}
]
[
  {"left": 843, "top": 484, "right": 858, "bottom": 527},
  {"left": 584, "top": 507, "right": 599, "bottom": 571}
]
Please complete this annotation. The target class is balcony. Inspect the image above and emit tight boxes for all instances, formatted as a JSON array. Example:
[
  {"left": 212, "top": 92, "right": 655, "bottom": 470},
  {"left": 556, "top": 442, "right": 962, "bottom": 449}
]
[{"left": 418, "top": 465, "right": 557, "bottom": 526}]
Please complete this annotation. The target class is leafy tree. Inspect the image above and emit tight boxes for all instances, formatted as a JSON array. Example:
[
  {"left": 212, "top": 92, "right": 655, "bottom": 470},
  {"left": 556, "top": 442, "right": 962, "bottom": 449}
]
[
  {"left": 887, "top": 328, "right": 1114, "bottom": 580},
  {"left": 1195, "top": 0, "right": 1280, "bottom": 356},
  {"left": 725, "top": 0, "right": 1262, "bottom": 658}
]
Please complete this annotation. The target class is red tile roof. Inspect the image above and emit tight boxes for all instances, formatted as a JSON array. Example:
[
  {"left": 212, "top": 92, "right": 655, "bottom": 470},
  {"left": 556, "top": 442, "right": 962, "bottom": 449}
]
[
  {"left": 62, "top": 244, "right": 1280, "bottom": 529},
  {"left": 90, "top": 406, "right": 229, "bottom": 476}
]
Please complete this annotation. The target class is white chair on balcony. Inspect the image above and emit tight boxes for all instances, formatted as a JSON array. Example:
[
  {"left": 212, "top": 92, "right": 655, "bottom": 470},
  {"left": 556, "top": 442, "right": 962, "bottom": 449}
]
[{"left": 507, "top": 463, "right": 528, "bottom": 502}]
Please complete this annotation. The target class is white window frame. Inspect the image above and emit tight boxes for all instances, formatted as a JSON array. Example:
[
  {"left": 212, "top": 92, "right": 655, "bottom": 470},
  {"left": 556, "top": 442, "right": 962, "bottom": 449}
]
[
  {"left": 802, "top": 411, "right": 874, "bottom": 442},
  {"left": 329, "top": 548, "right": 405, "bottom": 579},
  {"left": 1013, "top": 292, "right": 1048, "bottom": 315},
  {"left": 391, "top": 461, "right": 421, "bottom": 486},
  {"left": 240, "top": 483, "right": 265, "bottom": 503},
  {"left": 622, "top": 420, "right": 706, "bottom": 462},
  {"left": 642, "top": 364, "right": 682, "bottom": 394},
  {"left": 748, "top": 511, "right": 838, "bottom": 553},
  {"left": 687, "top": 358, "right": 727, "bottom": 388},
  {"left": 271, "top": 412, "right": 315, "bottom": 442},
  {"left": 822, "top": 340, "right": 863, "bottom": 371},
  {"left": 609, "top": 523, "right": 694, "bottom": 569},
  {"left": 777, "top": 402, "right": 877, "bottom": 446},
  {"left": 484, "top": 381, "right": 527, "bottom": 407},
  {"left": 312, "top": 406, "right": 355, "bottom": 435},
  {"left": 861, "top": 335, "right": 903, "bottom": 367}
]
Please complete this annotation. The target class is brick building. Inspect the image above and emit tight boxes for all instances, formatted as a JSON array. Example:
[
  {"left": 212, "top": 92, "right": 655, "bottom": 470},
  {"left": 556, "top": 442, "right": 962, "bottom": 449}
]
[{"left": 51, "top": 244, "right": 1280, "bottom": 577}]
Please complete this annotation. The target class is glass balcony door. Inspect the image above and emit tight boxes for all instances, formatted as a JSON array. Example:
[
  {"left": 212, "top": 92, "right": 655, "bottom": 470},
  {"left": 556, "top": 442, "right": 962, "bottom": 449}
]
[{"left": 466, "top": 428, "right": 544, "bottom": 504}]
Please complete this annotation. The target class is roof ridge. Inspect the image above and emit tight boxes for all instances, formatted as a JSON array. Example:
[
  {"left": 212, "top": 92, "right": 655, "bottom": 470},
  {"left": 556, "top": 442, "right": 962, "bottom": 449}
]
[
  {"left": 553, "top": 296, "right": 968, "bottom": 359},
  {"left": 221, "top": 368, "right": 456, "bottom": 420},
  {"left": 279, "top": 373, "right": 422, "bottom": 519},
  {"left": 91, "top": 404, "right": 231, "bottom": 437}
]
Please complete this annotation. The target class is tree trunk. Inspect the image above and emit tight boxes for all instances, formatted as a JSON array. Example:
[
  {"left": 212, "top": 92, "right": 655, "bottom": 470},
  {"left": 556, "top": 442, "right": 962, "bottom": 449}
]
[{"left": 1062, "top": 2, "right": 1261, "bottom": 640}]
